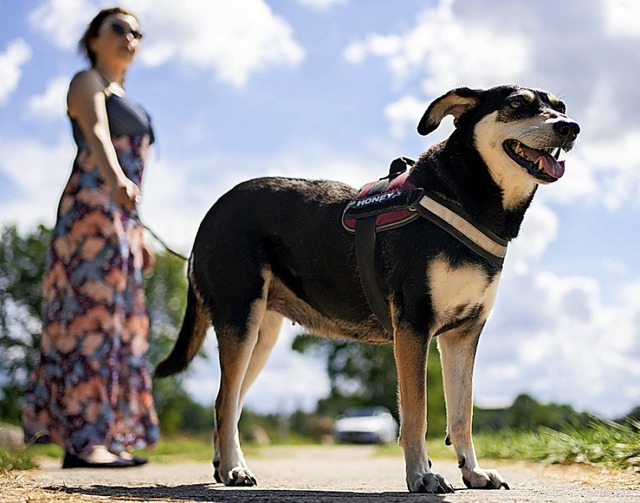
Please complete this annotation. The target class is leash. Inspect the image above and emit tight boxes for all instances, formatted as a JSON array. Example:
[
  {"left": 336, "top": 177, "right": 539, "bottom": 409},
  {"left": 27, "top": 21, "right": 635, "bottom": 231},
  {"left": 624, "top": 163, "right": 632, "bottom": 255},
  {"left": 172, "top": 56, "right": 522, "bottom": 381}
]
[{"left": 142, "top": 223, "right": 189, "bottom": 261}]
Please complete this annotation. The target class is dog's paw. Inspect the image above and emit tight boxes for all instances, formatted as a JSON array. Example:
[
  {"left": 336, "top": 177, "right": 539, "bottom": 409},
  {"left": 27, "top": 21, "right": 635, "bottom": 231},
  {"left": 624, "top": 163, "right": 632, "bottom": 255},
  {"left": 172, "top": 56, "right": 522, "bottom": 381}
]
[
  {"left": 407, "top": 471, "right": 455, "bottom": 493},
  {"left": 218, "top": 466, "right": 257, "bottom": 486},
  {"left": 462, "top": 467, "right": 509, "bottom": 490}
]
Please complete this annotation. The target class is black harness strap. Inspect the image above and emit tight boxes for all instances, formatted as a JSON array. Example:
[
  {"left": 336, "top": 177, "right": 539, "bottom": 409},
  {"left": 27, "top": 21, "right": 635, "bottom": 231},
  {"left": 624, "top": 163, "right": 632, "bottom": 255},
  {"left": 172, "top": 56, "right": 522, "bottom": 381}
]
[
  {"left": 350, "top": 160, "right": 415, "bottom": 335},
  {"left": 355, "top": 216, "right": 393, "bottom": 334}
]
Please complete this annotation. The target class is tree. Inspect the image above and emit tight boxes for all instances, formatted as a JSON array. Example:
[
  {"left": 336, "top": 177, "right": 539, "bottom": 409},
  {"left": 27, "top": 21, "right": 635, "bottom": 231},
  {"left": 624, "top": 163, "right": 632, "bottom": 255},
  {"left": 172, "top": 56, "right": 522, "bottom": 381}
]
[
  {"left": 292, "top": 334, "right": 447, "bottom": 439},
  {"left": 0, "top": 224, "right": 51, "bottom": 399}
]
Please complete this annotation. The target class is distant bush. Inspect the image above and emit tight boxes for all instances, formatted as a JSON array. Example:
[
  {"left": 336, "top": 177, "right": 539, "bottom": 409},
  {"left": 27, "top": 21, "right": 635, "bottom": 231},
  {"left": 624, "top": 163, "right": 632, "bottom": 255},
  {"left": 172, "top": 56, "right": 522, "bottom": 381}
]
[{"left": 473, "top": 393, "right": 593, "bottom": 433}]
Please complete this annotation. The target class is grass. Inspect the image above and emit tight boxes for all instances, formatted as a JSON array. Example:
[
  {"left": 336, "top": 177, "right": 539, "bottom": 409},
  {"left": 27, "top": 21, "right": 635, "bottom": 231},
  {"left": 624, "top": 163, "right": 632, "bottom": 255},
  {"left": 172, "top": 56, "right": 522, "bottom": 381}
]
[
  {"left": 376, "top": 417, "right": 640, "bottom": 472},
  {"left": 1, "top": 434, "right": 259, "bottom": 471},
  {"left": 474, "top": 417, "right": 640, "bottom": 471},
  {"left": 2, "top": 418, "right": 638, "bottom": 473},
  {"left": 0, "top": 447, "right": 38, "bottom": 471}
]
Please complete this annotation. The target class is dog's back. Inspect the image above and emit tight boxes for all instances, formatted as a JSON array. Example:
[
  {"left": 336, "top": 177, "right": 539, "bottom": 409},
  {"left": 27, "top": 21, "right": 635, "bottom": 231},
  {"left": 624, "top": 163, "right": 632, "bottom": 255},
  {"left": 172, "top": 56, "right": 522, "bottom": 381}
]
[{"left": 156, "top": 176, "right": 377, "bottom": 378}]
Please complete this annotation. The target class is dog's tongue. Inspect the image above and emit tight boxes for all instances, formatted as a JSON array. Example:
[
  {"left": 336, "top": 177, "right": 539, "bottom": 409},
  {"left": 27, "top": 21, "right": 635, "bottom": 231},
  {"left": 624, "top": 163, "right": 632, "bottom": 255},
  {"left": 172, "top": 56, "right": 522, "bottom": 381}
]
[{"left": 520, "top": 145, "right": 565, "bottom": 179}]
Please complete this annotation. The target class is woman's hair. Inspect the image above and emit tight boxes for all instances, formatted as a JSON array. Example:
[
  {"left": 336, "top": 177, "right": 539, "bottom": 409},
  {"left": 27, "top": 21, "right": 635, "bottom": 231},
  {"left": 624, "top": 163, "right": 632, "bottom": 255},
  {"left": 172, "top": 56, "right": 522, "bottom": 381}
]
[{"left": 78, "top": 6, "right": 139, "bottom": 66}]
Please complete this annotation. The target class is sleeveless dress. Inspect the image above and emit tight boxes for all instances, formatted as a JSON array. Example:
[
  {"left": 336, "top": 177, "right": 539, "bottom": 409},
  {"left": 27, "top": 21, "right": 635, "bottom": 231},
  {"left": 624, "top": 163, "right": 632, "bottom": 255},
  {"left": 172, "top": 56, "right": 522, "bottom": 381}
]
[{"left": 22, "top": 84, "right": 160, "bottom": 456}]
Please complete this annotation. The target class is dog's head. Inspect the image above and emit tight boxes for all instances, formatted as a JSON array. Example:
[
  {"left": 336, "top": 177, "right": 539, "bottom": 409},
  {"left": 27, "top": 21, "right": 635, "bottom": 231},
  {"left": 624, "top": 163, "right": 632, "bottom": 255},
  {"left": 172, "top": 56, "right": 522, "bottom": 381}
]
[{"left": 417, "top": 85, "right": 580, "bottom": 190}]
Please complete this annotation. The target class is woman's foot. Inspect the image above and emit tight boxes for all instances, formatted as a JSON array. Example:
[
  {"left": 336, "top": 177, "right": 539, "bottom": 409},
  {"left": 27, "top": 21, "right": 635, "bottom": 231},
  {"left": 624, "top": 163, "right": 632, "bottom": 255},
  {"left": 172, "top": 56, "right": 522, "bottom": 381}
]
[
  {"left": 115, "top": 450, "right": 149, "bottom": 466},
  {"left": 62, "top": 446, "right": 136, "bottom": 469}
]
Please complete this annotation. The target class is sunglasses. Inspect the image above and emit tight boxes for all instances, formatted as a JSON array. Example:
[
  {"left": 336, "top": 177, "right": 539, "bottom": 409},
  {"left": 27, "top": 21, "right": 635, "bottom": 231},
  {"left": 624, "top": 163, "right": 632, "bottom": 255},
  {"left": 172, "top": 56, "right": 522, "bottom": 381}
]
[{"left": 105, "top": 22, "right": 144, "bottom": 41}]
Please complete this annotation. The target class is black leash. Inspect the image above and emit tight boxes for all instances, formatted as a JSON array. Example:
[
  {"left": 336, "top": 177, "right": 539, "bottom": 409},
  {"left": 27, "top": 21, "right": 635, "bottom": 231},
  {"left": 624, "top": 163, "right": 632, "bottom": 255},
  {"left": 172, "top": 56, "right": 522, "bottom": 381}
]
[{"left": 142, "top": 223, "right": 189, "bottom": 261}]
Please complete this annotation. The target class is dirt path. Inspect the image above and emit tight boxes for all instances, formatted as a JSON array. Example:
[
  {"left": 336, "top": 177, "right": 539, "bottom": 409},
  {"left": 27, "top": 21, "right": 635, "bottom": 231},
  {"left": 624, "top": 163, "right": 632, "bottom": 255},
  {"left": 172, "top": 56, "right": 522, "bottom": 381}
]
[{"left": 3, "top": 445, "right": 639, "bottom": 502}]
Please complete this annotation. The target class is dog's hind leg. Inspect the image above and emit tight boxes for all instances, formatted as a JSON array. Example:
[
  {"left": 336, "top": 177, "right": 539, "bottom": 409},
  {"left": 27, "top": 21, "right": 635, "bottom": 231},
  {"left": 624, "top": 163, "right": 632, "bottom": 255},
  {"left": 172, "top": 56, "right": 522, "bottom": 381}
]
[
  {"left": 214, "top": 331, "right": 260, "bottom": 485},
  {"left": 213, "top": 309, "right": 282, "bottom": 484},
  {"left": 212, "top": 268, "right": 286, "bottom": 487},
  {"left": 239, "top": 309, "right": 283, "bottom": 406},
  {"left": 438, "top": 326, "right": 510, "bottom": 490},
  {"left": 394, "top": 330, "right": 454, "bottom": 493}
]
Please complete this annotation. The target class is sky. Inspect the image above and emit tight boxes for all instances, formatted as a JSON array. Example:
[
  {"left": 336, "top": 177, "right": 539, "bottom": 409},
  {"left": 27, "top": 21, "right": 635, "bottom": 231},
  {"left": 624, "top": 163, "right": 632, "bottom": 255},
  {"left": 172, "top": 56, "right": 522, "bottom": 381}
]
[{"left": 1, "top": 0, "right": 639, "bottom": 419}]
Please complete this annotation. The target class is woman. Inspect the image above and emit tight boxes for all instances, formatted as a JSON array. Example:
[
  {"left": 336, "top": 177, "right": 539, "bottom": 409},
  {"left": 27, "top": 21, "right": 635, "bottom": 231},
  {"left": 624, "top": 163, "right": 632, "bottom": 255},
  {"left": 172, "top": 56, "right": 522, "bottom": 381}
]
[{"left": 22, "top": 7, "right": 159, "bottom": 468}]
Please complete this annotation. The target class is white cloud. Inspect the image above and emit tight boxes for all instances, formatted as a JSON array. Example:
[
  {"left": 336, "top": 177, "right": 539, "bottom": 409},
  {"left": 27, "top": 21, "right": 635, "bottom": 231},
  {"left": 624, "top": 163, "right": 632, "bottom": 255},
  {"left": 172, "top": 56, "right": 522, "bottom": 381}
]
[
  {"left": 27, "top": 76, "right": 69, "bottom": 121},
  {"left": 28, "top": 0, "right": 305, "bottom": 88},
  {"left": 344, "top": 0, "right": 529, "bottom": 93},
  {"left": 28, "top": 0, "right": 95, "bottom": 50},
  {"left": 537, "top": 129, "right": 640, "bottom": 211},
  {"left": 508, "top": 202, "right": 559, "bottom": 264},
  {"left": 477, "top": 269, "right": 640, "bottom": 418},
  {"left": 0, "top": 136, "right": 74, "bottom": 230},
  {"left": 344, "top": 34, "right": 402, "bottom": 65},
  {"left": 602, "top": 0, "right": 640, "bottom": 38},
  {"left": 133, "top": 0, "right": 305, "bottom": 87},
  {"left": 0, "top": 39, "right": 32, "bottom": 106},
  {"left": 296, "top": 0, "right": 347, "bottom": 10},
  {"left": 384, "top": 95, "right": 425, "bottom": 139}
]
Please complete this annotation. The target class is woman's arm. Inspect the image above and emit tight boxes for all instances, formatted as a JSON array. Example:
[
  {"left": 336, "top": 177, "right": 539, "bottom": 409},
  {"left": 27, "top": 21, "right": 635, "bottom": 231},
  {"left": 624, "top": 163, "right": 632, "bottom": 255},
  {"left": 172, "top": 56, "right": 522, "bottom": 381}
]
[{"left": 67, "top": 70, "right": 140, "bottom": 210}]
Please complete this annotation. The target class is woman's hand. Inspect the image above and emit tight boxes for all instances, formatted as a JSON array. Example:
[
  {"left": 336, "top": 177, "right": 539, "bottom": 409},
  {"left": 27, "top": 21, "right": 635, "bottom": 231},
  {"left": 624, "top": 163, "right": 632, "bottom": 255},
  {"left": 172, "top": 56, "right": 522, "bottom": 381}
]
[{"left": 111, "top": 177, "right": 141, "bottom": 210}]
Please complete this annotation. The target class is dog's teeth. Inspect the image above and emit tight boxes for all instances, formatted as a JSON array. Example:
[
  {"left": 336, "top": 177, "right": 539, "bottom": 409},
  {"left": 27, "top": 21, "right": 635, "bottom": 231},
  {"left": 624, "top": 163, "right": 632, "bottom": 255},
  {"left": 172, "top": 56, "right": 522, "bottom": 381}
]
[{"left": 553, "top": 147, "right": 561, "bottom": 160}]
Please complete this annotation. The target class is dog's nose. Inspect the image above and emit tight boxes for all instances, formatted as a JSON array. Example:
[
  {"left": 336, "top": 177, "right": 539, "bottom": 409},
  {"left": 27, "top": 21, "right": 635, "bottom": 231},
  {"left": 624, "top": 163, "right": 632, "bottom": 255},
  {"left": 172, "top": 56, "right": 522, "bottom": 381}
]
[{"left": 553, "top": 120, "right": 580, "bottom": 141}]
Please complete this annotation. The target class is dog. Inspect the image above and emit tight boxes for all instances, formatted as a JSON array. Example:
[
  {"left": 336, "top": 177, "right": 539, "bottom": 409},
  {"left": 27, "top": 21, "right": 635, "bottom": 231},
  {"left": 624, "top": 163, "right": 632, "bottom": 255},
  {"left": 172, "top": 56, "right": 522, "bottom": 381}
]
[{"left": 155, "top": 85, "right": 579, "bottom": 493}]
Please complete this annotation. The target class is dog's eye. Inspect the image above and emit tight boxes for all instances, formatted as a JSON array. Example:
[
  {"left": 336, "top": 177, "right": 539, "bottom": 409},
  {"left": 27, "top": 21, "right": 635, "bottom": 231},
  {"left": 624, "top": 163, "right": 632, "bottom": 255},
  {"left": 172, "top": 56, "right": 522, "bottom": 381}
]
[{"left": 509, "top": 98, "right": 524, "bottom": 109}]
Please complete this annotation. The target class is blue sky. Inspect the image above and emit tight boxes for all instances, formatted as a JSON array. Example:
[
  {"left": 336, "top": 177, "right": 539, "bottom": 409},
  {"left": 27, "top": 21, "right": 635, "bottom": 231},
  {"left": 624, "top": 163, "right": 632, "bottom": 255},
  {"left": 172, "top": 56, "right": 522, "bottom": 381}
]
[{"left": 1, "top": 0, "right": 639, "bottom": 419}]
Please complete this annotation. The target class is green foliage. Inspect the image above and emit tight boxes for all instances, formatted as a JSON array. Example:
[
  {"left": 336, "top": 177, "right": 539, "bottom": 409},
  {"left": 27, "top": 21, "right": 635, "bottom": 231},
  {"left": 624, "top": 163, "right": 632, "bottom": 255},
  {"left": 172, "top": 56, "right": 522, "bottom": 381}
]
[
  {"left": 473, "top": 393, "right": 593, "bottom": 433},
  {"left": 618, "top": 406, "right": 640, "bottom": 423},
  {"left": 133, "top": 434, "right": 222, "bottom": 463},
  {"left": 238, "top": 409, "right": 334, "bottom": 444},
  {"left": 152, "top": 376, "right": 213, "bottom": 435},
  {"left": 0, "top": 447, "right": 37, "bottom": 471},
  {"left": 0, "top": 224, "right": 51, "bottom": 412},
  {"left": 292, "top": 334, "right": 447, "bottom": 439},
  {"left": 474, "top": 417, "right": 640, "bottom": 470},
  {"left": 144, "top": 251, "right": 188, "bottom": 365},
  {"left": 0, "top": 384, "right": 24, "bottom": 426}
]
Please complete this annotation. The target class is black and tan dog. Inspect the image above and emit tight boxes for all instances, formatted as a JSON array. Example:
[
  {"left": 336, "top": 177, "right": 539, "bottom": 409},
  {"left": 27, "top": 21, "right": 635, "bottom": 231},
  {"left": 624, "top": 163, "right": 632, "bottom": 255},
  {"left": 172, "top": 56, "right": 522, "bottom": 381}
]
[{"left": 156, "top": 85, "right": 579, "bottom": 493}]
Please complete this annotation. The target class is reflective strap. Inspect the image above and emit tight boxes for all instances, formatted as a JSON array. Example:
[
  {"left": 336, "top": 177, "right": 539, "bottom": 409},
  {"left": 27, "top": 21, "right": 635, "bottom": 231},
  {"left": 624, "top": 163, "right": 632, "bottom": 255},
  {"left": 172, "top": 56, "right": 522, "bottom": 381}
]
[{"left": 416, "top": 195, "right": 508, "bottom": 265}]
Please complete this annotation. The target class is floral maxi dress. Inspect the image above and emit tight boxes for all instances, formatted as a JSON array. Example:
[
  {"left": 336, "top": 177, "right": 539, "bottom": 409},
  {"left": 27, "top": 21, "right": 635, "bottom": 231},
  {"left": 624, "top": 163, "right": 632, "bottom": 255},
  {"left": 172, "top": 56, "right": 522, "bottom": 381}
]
[{"left": 22, "top": 88, "right": 160, "bottom": 456}]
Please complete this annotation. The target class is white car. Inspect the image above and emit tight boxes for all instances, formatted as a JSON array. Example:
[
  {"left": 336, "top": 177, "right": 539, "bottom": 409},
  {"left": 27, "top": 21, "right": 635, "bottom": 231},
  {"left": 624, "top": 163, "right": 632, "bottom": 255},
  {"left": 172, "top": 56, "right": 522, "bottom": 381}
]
[{"left": 334, "top": 406, "right": 399, "bottom": 444}]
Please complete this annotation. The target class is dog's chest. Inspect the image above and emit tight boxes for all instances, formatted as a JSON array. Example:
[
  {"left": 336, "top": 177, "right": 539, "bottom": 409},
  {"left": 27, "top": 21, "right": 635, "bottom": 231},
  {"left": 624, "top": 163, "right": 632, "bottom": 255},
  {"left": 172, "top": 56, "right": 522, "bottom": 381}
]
[{"left": 427, "top": 257, "right": 500, "bottom": 331}]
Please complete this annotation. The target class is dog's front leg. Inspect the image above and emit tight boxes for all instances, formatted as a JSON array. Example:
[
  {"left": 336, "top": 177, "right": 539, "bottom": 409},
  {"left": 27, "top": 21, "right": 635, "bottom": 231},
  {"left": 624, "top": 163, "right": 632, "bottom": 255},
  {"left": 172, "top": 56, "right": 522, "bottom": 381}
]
[
  {"left": 394, "top": 331, "right": 454, "bottom": 493},
  {"left": 438, "top": 327, "right": 509, "bottom": 490}
]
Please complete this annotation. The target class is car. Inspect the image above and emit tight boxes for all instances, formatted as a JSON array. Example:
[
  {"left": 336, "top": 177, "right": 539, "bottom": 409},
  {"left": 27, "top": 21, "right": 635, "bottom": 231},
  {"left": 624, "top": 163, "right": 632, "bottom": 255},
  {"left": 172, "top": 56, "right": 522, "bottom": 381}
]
[{"left": 334, "top": 406, "right": 399, "bottom": 444}]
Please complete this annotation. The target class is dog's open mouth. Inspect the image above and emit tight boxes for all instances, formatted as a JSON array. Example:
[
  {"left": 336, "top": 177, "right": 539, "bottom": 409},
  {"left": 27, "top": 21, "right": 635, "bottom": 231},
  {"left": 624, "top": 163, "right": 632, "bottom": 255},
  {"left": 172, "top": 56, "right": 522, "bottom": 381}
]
[{"left": 503, "top": 140, "right": 565, "bottom": 181}]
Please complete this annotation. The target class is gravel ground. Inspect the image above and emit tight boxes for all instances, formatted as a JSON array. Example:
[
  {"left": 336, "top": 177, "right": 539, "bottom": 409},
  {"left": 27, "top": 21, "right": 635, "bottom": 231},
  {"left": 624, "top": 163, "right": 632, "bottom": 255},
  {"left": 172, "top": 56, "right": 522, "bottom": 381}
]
[{"left": 2, "top": 445, "right": 639, "bottom": 502}]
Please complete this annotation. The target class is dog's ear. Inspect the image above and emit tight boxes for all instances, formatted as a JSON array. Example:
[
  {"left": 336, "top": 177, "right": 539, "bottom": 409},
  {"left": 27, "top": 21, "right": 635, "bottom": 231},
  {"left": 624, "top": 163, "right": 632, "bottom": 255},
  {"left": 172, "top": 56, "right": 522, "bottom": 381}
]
[{"left": 417, "top": 87, "right": 482, "bottom": 136}]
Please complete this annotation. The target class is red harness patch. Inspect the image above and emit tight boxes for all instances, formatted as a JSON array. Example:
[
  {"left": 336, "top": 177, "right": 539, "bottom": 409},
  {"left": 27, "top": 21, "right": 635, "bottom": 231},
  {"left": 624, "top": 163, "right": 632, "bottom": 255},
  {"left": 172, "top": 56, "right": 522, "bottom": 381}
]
[{"left": 342, "top": 168, "right": 422, "bottom": 233}]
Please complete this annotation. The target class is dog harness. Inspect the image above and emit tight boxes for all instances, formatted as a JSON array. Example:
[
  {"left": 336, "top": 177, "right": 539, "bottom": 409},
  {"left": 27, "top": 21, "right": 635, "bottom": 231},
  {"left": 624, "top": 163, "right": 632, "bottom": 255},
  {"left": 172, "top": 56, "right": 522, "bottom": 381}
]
[{"left": 342, "top": 157, "right": 508, "bottom": 334}]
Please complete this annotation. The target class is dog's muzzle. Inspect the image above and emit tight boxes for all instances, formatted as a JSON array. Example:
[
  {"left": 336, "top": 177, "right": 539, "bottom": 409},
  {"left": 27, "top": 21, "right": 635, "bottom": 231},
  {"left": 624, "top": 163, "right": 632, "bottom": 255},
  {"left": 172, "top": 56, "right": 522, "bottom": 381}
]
[{"left": 503, "top": 118, "right": 580, "bottom": 183}]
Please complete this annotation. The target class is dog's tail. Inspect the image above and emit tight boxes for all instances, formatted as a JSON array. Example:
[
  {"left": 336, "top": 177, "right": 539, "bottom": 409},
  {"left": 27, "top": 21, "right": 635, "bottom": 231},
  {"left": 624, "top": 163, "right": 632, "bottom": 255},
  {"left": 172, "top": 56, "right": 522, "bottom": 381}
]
[{"left": 154, "top": 281, "right": 211, "bottom": 378}]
